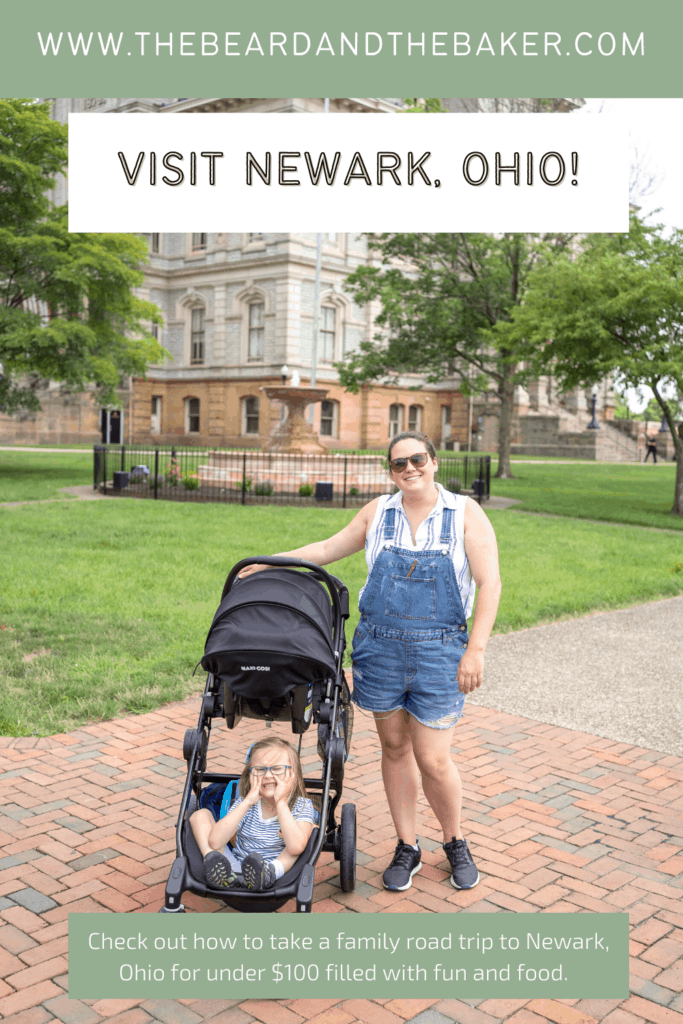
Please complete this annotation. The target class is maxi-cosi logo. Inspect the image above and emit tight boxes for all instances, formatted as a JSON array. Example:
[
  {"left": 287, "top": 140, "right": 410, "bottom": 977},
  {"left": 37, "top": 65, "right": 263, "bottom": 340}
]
[{"left": 241, "top": 665, "right": 271, "bottom": 671}]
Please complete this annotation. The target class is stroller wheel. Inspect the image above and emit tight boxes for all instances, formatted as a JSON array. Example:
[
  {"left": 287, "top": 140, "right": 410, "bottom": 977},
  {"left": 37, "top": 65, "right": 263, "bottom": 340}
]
[
  {"left": 159, "top": 905, "right": 186, "bottom": 913},
  {"left": 183, "top": 729, "right": 199, "bottom": 762},
  {"left": 339, "top": 803, "right": 356, "bottom": 893}
]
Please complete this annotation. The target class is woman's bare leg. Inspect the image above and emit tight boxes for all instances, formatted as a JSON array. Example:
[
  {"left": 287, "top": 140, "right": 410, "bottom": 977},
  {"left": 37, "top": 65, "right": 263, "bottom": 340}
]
[
  {"left": 374, "top": 710, "right": 420, "bottom": 845},
  {"left": 409, "top": 718, "right": 462, "bottom": 843}
]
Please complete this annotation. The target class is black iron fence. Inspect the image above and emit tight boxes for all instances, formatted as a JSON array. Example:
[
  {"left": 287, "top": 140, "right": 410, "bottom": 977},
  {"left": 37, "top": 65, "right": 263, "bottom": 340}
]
[{"left": 94, "top": 445, "right": 491, "bottom": 508}]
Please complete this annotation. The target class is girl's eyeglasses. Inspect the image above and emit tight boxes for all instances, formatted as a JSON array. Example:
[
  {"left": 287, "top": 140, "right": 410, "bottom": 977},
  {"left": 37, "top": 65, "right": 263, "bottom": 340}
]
[
  {"left": 388, "top": 452, "right": 429, "bottom": 472},
  {"left": 249, "top": 765, "right": 290, "bottom": 777}
]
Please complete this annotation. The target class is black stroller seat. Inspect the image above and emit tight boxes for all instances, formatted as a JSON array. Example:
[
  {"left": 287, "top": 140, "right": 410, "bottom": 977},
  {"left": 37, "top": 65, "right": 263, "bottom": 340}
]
[
  {"left": 160, "top": 557, "right": 356, "bottom": 914},
  {"left": 181, "top": 790, "right": 320, "bottom": 913}
]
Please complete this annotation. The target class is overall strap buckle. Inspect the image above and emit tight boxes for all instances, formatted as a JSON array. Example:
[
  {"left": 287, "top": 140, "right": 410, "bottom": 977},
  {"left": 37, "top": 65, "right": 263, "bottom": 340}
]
[
  {"left": 382, "top": 506, "right": 397, "bottom": 542},
  {"left": 439, "top": 507, "right": 454, "bottom": 546}
]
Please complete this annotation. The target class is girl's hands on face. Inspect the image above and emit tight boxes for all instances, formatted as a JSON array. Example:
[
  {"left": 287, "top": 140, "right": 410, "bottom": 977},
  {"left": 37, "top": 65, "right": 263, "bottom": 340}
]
[
  {"left": 273, "top": 767, "right": 294, "bottom": 808},
  {"left": 245, "top": 769, "right": 262, "bottom": 806}
]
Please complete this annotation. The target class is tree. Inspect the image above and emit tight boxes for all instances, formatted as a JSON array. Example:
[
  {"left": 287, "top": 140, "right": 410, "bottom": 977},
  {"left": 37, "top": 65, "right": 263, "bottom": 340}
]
[
  {"left": 402, "top": 98, "right": 448, "bottom": 113},
  {"left": 340, "top": 233, "right": 572, "bottom": 477},
  {"left": 0, "top": 99, "right": 165, "bottom": 415},
  {"left": 499, "top": 215, "right": 683, "bottom": 515}
]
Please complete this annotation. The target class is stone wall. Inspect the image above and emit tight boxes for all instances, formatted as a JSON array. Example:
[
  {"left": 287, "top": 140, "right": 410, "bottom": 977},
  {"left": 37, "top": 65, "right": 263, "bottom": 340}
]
[
  {"left": 129, "top": 377, "right": 468, "bottom": 451},
  {"left": 0, "top": 388, "right": 113, "bottom": 446}
]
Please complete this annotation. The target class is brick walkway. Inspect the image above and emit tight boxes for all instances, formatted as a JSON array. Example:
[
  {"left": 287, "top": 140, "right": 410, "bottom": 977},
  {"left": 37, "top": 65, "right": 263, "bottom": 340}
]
[{"left": 1, "top": 698, "right": 682, "bottom": 1024}]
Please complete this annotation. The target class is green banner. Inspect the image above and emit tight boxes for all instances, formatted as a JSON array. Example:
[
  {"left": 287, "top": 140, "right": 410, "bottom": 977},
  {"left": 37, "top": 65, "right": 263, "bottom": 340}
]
[
  {"left": 69, "top": 913, "right": 629, "bottom": 1000},
  {"left": 0, "top": 0, "right": 677, "bottom": 99}
]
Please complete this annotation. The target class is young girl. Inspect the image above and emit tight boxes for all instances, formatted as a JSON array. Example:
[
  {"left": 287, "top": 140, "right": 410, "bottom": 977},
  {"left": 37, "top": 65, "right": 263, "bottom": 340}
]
[{"left": 190, "top": 737, "right": 319, "bottom": 891}]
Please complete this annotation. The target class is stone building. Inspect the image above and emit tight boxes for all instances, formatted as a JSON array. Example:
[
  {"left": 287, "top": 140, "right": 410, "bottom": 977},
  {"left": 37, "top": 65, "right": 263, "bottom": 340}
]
[
  {"left": 5, "top": 95, "right": 621, "bottom": 456},
  {"left": 472, "top": 375, "right": 632, "bottom": 461},
  {"left": 0, "top": 96, "right": 470, "bottom": 450},
  {"left": 129, "top": 226, "right": 467, "bottom": 450}
]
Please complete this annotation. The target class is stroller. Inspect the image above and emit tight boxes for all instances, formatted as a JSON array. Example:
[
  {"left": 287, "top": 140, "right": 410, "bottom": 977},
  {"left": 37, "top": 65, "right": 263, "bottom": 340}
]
[{"left": 160, "top": 557, "right": 356, "bottom": 914}]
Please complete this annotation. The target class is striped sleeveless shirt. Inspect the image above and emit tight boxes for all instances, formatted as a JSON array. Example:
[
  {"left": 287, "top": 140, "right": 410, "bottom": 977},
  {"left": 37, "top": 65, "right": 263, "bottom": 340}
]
[{"left": 362, "top": 484, "right": 475, "bottom": 617}]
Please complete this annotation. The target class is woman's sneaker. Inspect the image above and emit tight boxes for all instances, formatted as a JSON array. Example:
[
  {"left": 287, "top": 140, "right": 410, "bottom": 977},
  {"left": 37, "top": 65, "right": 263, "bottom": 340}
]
[
  {"left": 382, "top": 840, "right": 422, "bottom": 891},
  {"left": 242, "top": 852, "right": 277, "bottom": 891},
  {"left": 203, "top": 851, "right": 237, "bottom": 890},
  {"left": 444, "top": 837, "right": 479, "bottom": 889}
]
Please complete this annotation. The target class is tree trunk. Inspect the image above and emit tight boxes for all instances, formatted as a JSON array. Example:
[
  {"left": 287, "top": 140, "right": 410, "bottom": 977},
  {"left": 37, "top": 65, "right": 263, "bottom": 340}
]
[
  {"left": 495, "top": 367, "right": 516, "bottom": 479},
  {"left": 651, "top": 383, "right": 683, "bottom": 516},
  {"left": 672, "top": 426, "right": 683, "bottom": 517}
]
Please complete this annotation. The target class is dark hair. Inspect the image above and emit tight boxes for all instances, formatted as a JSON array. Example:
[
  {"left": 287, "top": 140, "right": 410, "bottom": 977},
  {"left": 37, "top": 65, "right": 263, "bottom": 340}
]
[
  {"left": 238, "top": 737, "right": 306, "bottom": 810},
  {"left": 387, "top": 431, "right": 437, "bottom": 465}
]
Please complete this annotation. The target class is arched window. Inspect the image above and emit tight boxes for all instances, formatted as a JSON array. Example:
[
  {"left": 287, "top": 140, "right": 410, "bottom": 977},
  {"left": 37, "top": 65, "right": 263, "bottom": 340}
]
[
  {"left": 191, "top": 233, "right": 207, "bottom": 251},
  {"left": 319, "top": 306, "right": 337, "bottom": 363},
  {"left": 441, "top": 404, "right": 451, "bottom": 445},
  {"left": 248, "top": 303, "right": 265, "bottom": 361},
  {"left": 389, "top": 403, "right": 404, "bottom": 438},
  {"left": 190, "top": 308, "right": 205, "bottom": 364},
  {"left": 151, "top": 396, "right": 162, "bottom": 435},
  {"left": 151, "top": 234, "right": 160, "bottom": 254},
  {"left": 242, "top": 396, "right": 259, "bottom": 435},
  {"left": 408, "top": 404, "right": 422, "bottom": 432},
  {"left": 320, "top": 400, "right": 339, "bottom": 438},
  {"left": 185, "top": 397, "right": 200, "bottom": 434}
]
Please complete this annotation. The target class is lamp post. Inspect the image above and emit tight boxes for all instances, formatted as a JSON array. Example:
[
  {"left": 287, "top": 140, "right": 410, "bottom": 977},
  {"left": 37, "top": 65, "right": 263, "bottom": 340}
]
[
  {"left": 587, "top": 389, "right": 600, "bottom": 429},
  {"left": 308, "top": 97, "right": 329, "bottom": 424}
]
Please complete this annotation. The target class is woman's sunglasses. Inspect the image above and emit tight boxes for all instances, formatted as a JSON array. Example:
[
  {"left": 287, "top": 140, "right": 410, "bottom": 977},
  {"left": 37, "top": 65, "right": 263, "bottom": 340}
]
[{"left": 388, "top": 452, "right": 430, "bottom": 472}]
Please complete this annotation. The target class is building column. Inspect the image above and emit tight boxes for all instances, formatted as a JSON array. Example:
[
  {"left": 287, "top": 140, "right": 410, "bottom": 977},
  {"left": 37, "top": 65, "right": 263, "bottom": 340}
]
[{"left": 212, "top": 284, "right": 227, "bottom": 364}]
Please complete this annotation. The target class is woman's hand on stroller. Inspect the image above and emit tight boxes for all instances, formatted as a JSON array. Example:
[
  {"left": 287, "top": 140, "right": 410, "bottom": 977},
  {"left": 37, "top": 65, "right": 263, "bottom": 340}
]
[{"left": 237, "top": 562, "right": 270, "bottom": 580}]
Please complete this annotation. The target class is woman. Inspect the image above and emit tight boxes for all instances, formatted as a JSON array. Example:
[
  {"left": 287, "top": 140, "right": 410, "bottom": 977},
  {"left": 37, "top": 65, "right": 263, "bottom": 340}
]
[{"left": 238, "top": 431, "right": 501, "bottom": 895}]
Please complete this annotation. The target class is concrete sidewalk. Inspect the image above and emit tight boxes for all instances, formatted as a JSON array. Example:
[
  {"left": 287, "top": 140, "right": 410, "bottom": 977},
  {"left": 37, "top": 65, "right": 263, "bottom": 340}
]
[
  {"left": 1, "top": 674, "right": 682, "bottom": 1024},
  {"left": 471, "top": 596, "right": 683, "bottom": 757}
]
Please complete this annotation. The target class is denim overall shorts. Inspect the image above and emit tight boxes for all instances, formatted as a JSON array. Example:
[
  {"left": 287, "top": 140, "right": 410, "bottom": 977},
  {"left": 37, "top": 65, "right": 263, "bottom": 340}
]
[{"left": 351, "top": 505, "right": 469, "bottom": 729}]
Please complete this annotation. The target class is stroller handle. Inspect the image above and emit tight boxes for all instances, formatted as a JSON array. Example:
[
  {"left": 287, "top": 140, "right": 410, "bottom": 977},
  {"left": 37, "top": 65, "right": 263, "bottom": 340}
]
[{"left": 222, "top": 557, "right": 346, "bottom": 625}]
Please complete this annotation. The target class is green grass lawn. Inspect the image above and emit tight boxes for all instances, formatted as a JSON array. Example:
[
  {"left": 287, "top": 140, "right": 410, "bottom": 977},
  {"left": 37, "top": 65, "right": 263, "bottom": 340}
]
[
  {"left": 0, "top": 450, "right": 94, "bottom": 502},
  {"left": 490, "top": 461, "right": 683, "bottom": 531},
  {"left": 1, "top": 499, "right": 682, "bottom": 737}
]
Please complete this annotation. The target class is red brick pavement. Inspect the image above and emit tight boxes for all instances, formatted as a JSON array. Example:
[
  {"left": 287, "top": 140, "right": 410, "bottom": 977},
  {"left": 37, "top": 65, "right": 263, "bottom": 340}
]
[{"left": 1, "top": 698, "right": 682, "bottom": 1024}]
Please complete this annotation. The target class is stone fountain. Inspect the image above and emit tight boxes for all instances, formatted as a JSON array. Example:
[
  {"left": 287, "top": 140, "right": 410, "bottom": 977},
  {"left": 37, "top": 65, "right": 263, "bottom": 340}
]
[
  {"left": 260, "top": 380, "right": 330, "bottom": 453},
  {"left": 197, "top": 369, "right": 391, "bottom": 498}
]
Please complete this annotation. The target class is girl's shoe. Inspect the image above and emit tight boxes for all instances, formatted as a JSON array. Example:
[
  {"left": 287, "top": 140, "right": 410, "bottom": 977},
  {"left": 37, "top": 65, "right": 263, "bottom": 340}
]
[
  {"left": 204, "top": 851, "right": 237, "bottom": 889},
  {"left": 242, "top": 852, "right": 276, "bottom": 891}
]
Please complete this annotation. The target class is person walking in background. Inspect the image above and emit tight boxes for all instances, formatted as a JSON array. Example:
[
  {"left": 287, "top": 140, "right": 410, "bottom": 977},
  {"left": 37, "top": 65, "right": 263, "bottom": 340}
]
[{"left": 644, "top": 434, "right": 658, "bottom": 463}]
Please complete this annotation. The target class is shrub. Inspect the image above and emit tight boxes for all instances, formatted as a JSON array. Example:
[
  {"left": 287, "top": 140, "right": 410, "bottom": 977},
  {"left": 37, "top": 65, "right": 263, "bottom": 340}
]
[
  {"left": 299, "top": 483, "right": 314, "bottom": 497},
  {"left": 254, "top": 482, "right": 274, "bottom": 496},
  {"left": 349, "top": 485, "right": 359, "bottom": 496},
  {"left": 182, "top": 472, "right": 200, "bottom": 490},
  {"left": 446, "top": 478, "right": 462, "bottom": 494}
]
